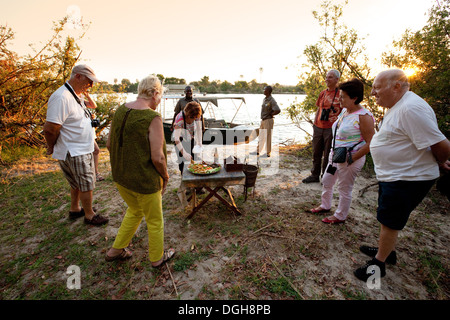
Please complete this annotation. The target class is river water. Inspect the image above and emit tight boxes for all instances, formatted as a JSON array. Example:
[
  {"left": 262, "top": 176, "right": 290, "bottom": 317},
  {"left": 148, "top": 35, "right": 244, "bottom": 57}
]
[{"left": 125, "top": 93, "right": 311, "bottom": 146}]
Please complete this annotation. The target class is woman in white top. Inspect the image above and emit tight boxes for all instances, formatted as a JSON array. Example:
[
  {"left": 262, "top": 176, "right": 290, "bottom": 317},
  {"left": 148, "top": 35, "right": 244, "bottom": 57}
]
[{"left": 309, "top": 78, "right": 375, "bottom": 224}]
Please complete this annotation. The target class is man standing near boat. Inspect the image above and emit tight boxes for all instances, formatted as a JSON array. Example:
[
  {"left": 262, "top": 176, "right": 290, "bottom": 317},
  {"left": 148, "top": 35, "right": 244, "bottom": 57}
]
[
  {"left": 303, "top": 69, "right": 342, "bottom": 183},
  {"left": 170, "top": 85, "right": 202, "bottom": 130},
  {"left": 257, "top": 86, "right": 280, "bottom": 157}
]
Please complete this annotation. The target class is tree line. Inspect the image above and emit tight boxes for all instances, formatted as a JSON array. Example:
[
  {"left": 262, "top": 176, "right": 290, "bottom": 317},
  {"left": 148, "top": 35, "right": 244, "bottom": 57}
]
[
  {"left": 95, "top": 75, "right": 305, "bottom": 95},
  {"left": 287, "top": 0, "right": 449, "bottom": 139},
  {"left": 1, "top": 0, "right": 448, "bottom": 164}
]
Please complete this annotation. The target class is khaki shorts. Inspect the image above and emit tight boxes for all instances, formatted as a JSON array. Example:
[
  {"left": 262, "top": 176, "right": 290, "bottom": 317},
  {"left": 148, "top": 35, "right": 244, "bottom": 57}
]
[{"left": 59, "top": 152, "right": 95, "bottom": 192}]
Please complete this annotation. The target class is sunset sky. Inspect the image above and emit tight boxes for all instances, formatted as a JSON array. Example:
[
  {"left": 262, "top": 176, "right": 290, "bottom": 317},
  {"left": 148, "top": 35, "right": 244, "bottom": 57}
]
[{"left": 2, "top": 0, "right": 434, "bottom": 85}]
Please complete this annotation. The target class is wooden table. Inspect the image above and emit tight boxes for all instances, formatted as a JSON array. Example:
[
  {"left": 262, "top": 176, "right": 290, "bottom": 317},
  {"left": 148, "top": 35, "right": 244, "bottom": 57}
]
[{"left": 181, "top": 168, "right": 246, "bottom": 219}]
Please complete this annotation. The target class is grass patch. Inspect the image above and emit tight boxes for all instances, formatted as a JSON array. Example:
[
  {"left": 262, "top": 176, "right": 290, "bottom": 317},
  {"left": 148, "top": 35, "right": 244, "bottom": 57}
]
[
  {"left": 339, "top": 288, "right": 368, "bottom": 300},
  {"left": 417, "top": 249, "right": 449, "bottom": 298},
  {"left": 173, "top": 249, "right": 213, "bottom": 272},
  {"left": 265, "top": 276, "right": 302, "bottom": 299},
  {"left": 1, "top": 146, "right": 448, "bottom": 300},
  {"left": 0, "top": 145, "right": 46, "bottom": 165}
]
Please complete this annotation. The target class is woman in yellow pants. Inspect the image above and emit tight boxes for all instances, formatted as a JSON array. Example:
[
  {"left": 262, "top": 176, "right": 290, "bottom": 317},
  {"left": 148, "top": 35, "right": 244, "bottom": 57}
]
[
  {"left": 105, "top": 75, "right": 175, "bottom": 267},
  {"left": 112, "top": 185, "right": 165, "bottom": 263}
]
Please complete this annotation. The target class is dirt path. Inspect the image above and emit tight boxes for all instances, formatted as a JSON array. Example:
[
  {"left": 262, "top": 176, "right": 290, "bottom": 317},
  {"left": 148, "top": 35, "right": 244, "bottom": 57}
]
[{"left": 1, "top": 144, "right": 449, "bottom": 300}]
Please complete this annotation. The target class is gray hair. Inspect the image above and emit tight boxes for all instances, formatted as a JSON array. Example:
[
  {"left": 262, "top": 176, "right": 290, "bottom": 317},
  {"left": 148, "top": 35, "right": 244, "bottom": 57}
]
[{"left": 328, "top": 69, "right": 340, "bottom": 79}]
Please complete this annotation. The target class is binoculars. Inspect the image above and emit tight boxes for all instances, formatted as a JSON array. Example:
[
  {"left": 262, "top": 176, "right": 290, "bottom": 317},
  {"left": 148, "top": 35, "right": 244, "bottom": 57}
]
[{"left": 320, "top": 106, "right": 335, "bottom": 121}]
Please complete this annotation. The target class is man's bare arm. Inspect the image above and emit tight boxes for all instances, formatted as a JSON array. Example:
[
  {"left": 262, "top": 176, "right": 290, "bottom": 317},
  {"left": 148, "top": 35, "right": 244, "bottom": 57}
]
[{"left": 43, "top": 121, "right": 62, "bottom": 155}]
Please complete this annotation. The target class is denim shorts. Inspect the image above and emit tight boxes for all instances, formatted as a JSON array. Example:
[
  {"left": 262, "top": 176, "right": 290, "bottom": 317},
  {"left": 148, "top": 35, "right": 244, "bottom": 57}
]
[{"left": 377, "top": 179, "right": 436, "bottom": 230}]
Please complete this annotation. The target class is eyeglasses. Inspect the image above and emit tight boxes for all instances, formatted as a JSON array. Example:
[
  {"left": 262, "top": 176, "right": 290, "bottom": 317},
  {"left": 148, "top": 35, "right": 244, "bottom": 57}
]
[{"left": 83, "top": 75, "right": 93, "bottom": 86}]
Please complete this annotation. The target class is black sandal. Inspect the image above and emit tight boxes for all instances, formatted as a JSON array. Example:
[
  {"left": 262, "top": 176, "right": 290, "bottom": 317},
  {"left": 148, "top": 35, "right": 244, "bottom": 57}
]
[
  {"left": 69, "top": 207, "right": 97, "bottom": 220},
  {"left": 152, "top": 248, "right": 176, "bottom": 268},
  {"left": 84, "top": 214, "right": 109, "bottom": 226},
  {"left": 69, "top": 208, "right": 85, "bottom": 220}
]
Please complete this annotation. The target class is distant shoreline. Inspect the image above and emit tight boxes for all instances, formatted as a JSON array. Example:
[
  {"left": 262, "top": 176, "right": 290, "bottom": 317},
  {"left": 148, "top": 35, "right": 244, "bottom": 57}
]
[
  {"left": 123, "top": 91, "right": 306, "bottom": 95},
  {"left": 198, "top": 91, "right": 305, "bottom": 95}
]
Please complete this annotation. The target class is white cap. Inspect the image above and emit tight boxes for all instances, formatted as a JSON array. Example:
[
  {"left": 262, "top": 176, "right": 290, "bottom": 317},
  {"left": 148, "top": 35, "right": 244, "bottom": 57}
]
[{"left": 71, "top": 64, "right": 100, "bottom": 83}]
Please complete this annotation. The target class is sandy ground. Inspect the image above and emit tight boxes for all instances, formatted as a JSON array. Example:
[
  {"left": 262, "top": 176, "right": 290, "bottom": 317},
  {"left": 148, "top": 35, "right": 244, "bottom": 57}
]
[{"left": 1, "top": 143, "right": 449, "bottom": 300}]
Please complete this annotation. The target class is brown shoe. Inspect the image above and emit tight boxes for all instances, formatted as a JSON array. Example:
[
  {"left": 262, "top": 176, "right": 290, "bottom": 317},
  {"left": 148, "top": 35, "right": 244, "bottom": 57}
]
[
  {"left": 84, "top": 214, "right": 109, "bottom": 226},
  {"left": 105, "top": 248, "right": 133, "bottom": 262}
]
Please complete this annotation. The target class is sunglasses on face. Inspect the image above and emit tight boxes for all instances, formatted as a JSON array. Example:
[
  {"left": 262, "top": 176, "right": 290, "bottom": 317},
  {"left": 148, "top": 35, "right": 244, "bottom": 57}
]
[{"left": 82, "top": 75, "right": 93, "bottom": 86}]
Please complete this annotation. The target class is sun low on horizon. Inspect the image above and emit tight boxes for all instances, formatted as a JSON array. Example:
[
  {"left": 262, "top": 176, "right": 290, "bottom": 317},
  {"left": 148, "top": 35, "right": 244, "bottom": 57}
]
[
  {"left": 404, "top": 67, "right": 421, "bottom": 78},
  {"left": 1, "top": 0, "right": 435, "bottom": 85}
]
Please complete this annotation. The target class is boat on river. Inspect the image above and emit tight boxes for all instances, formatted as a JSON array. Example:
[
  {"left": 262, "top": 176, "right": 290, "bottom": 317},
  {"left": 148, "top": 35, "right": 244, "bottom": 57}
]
[{"left": 158, "top": 95, "right": 259, "bottom": 145}]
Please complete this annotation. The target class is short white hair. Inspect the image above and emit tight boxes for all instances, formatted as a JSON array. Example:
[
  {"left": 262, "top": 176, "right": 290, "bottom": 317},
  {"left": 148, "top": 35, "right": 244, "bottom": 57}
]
[
  {"left": 328, "top": 69, "right": 340, "bottom": 79},
  {"left": 137, "top": 75, "right": 165, "bottom": 99}
]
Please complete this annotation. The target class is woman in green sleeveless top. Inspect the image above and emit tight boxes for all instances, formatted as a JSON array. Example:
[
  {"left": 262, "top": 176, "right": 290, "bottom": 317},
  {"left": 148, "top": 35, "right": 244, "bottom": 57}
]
[{"left": 105, "top": 75, "right": 175, "bottom": 267}]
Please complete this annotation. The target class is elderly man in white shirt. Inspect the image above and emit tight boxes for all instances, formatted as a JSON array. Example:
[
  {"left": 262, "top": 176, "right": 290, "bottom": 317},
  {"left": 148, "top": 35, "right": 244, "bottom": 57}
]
[
  {"left": 354, "top": 69, "right": 450, "bottom": 282},
  {"left": 44, "top": 65, "right": 109, "bottom": 226}
]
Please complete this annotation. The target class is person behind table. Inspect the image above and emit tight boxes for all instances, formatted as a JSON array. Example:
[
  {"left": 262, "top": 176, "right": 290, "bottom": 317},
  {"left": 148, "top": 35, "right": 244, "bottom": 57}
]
[
  {"left": 303, "top": 69, "right": 343, "bottom": 183},
  {"left": 170, "top": 86, "right": 202, "bottom": 130},
  {"left": 354, "top": 69, "right": 450, "bottom": 281},
  {"left": 105, "top": 75, "right": 175, "bottom": 266},
  {"left": 173, "top": 101, "right": 203, "bottom": 173},
  {"left": 257, "top": 86, "right": 280, "bottom": 157},
  {"left": 173, "top": 101, "right": 203, "bottom": 205},
  {"left": 308, "top": 78, "right": 375, "bottom": 224},
  {"left": 43, "top": 64, "right": 108, "bottom": 226}
]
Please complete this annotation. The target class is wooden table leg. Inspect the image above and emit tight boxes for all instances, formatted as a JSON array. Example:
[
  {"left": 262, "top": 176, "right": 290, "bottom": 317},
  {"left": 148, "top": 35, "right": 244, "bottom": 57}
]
[
  {"left": 192, "top": 188, "right": 197, "bottom": 208},
  {"left": 221, "top": 187, "right": 239, "bottom": 211},
  {"left": 186, "top": 186, "right": 242, "bottom": 219},
  {"left": 207, "top": 186, "right": 242, "bottom": 216},
  {"left": 186, "top": 187, "right": 217, "bottom": 219}
]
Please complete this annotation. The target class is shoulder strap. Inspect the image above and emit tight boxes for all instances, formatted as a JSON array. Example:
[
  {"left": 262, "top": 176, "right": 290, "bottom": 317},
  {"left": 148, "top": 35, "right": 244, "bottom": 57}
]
[
  {"left": 331, "top": 88, "right": 338, "bottom": 106},
  {"left": 64, "top": 83, "right": 92, "bottom": 119},
  {"left": 348, "top": 140, "right": 363, "bottom": 151},
  {"left": 64, "top": 83, "right": 81, "bottom": 105},
  {"left": 321, "top": 88, "right": 338, "bottom": 109},
  {"left": 182, "top": 111, "right": 187, "bottom": 129},
  {"left": 332, "top": 111, "right": 345, "bottom": 150},
  {"left": 118, "top": 108, "right": 132, "bottom": 148}
]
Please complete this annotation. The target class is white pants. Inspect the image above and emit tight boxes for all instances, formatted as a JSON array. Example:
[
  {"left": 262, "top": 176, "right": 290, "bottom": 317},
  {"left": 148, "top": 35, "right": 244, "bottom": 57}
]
[
  {"left": 320, "top": 152, "right": 366, "bottom": 220},
  {"left": 258, "top": 118, "right": 274, "bottom": 155}
]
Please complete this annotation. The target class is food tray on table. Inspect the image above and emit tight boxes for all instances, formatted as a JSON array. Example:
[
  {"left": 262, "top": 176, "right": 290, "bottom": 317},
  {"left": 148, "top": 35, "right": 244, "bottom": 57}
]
[{"left": 188, "top": 162, "right": 221, "bottom": 175}]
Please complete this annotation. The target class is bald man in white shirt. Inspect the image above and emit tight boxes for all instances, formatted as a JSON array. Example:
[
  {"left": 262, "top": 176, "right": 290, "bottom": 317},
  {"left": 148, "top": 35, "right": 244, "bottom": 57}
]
[{"left": 354, "top": 69, "right": 450, "bottom": 282}]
